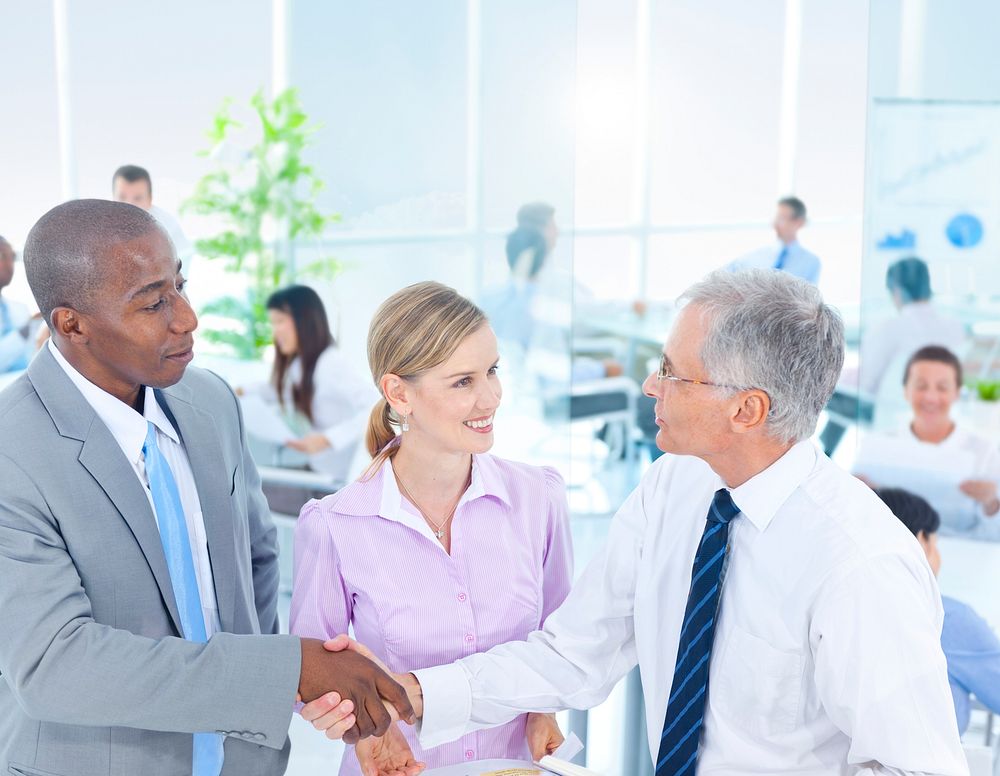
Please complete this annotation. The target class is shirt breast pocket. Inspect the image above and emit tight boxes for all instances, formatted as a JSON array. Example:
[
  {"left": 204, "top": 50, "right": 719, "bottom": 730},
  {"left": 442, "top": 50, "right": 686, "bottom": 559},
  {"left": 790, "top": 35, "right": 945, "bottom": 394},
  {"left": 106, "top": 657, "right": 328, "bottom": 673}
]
[{"left": 711, "top": 624, "right": 803, "bottom": 737}]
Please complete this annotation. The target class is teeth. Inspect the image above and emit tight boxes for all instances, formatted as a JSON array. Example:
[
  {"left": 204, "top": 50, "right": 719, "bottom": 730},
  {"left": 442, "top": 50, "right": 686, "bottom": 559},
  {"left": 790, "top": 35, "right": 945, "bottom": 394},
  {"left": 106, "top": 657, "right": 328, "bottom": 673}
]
[{"left": 464, "top": 416, "right": 493, "bottom": 429}]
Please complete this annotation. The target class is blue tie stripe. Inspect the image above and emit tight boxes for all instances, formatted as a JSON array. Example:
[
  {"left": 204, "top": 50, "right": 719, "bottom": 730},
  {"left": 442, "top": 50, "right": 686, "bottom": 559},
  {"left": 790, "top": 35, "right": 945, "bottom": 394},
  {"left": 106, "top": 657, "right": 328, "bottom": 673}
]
[
  {"left": 669, "top": 617, "right": 715, "bottom": 685},
  {"left": 143, "top": 422, "right": 224, "bottom": 776},
  {"left": 656, "top": 489, "right": 739, "bottom": 775},
  {"left": 659, "top": 714, "right": 704, "bottom": 766},
  {"left": 689, "top": 544, "right": 726, "bottom": 588},
  {"left": 659, "top": 684, "right": 707, "bottom": 741},
  {"left": 677, "top": 582, "right": 718, "bottom": 643}
]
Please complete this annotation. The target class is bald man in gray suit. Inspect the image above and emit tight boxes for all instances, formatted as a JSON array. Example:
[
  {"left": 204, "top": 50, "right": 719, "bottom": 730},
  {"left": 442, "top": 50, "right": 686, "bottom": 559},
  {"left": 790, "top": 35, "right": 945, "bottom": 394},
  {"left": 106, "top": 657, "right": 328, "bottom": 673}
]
[{"left": 0, "top": 200, "right": 415, "bottom": 776}]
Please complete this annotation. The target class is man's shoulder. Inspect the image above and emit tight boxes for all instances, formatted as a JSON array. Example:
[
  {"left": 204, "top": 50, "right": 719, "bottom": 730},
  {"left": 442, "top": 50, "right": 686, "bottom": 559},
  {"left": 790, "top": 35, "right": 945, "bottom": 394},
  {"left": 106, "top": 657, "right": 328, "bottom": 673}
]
[
  {"left": 0, "top": 373, "right": 41, "bottom": 431},
  {"left": 797, "top": 457, "right": 920, "bottom": 559}
]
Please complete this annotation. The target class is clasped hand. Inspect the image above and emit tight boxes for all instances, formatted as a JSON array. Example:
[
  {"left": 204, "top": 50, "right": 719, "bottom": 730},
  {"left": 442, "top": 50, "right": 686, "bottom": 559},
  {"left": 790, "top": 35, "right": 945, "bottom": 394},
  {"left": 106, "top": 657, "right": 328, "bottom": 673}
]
[{"left": 301, "top": 636, "right": 564, "bottom": 776}]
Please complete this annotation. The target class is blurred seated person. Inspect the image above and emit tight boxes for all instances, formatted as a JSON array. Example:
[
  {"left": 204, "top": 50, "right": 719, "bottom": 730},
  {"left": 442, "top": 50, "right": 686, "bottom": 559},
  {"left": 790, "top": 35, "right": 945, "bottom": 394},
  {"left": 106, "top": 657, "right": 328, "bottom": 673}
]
[
  {"left": 727, "top": 196, "right": 820, "bottom": 284},
  {"left": 854, "top": 346, "right": 1000, "bottom": 540},
  {"left": 0, "top": 236, "right": 38, "bottom": 373},
  {"left": 822, "top": 257, "right": 966, "bottom": 456},
  {"left": 241, "top": 285, "right": 375, "bottom": 483},
  {"left": 484, "top": 205, "right": 622, "bottom": 385},
  {"left": 859, "top": 256, "right": 965, "bottom": 397},
  {"left": 112, "top": 164, "right": 193, "bottom": 264},
  {"left": 875, "top": 486, "right": 1000, "bottom": 736}
]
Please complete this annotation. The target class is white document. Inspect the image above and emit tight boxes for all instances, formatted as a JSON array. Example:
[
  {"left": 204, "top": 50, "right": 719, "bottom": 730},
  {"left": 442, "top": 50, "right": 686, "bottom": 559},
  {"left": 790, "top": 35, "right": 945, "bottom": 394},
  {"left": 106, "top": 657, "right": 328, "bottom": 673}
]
[
  {"left": 239, "top": 394, "right": 296, "bottom": 446},
  {"left": 854, "top": 433, "right": 978, "bottom": 519}
]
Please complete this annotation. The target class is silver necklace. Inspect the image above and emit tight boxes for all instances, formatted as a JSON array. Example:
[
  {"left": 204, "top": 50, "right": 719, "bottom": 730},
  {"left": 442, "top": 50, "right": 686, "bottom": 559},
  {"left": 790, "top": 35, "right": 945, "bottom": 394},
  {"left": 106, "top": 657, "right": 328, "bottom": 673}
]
[{"left": 394, "top": 472, "right": 468, "bottom": 540}]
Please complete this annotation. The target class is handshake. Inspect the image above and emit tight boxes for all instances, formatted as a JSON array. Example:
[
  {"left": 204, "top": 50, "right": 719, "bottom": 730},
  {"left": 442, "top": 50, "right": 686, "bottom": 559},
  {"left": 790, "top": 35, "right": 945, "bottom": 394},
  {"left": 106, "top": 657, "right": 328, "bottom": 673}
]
[
  {"left": 297, "top": 636, "right": 564, "bottom": 776},
  {"left": 297, "top": 635, "right": 425, "bottom": 776}
]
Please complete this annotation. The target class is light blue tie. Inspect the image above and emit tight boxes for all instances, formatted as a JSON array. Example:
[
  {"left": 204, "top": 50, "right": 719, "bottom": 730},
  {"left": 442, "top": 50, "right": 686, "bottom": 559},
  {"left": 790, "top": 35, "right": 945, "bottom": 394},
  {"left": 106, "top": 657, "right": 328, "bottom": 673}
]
[
  {"left": 143, "top": 421, "right": 225, "bottom": 775},
  {"left": 774, "top": 245, "right": 789, "bottom": 270}
]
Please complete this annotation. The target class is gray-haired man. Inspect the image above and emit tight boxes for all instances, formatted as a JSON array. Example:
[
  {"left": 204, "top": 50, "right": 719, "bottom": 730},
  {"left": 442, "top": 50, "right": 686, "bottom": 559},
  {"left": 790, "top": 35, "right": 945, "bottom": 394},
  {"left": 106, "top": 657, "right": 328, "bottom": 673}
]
[{"left": 325, "top": 270, "right": 966, "bottom": 774}]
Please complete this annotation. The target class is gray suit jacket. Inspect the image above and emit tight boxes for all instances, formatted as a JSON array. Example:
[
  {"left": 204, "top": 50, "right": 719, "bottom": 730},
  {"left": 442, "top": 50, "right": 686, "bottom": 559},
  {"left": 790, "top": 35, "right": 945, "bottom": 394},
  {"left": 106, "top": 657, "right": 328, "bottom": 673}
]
[{"left": 0, "top": 347, "right": 302, "bottom": 775}]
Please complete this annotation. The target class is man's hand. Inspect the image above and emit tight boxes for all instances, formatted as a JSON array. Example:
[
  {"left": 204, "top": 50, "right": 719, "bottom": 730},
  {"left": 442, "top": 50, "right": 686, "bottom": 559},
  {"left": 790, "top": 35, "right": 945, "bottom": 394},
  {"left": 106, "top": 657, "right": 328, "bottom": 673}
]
[
  {"left": 324, "top": 635, "right": 424, "bottom": 720},
  {"left": 286, "top": 433, "right": 331, "bottom": 454},
  {"left": 298, "top": 638, "right": 415, "bottom": 744},
  {"left": 355, "top": 723, "right": 426, "bottom": 776},
  {"left": 525, "top": 712, "right": 564, "bottom": 760}
]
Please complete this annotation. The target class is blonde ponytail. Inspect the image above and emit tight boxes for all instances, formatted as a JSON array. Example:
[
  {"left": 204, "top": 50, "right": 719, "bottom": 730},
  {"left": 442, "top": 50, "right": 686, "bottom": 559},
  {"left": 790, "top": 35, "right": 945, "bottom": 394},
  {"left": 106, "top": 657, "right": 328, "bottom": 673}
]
[{"left": 363, "top": 398, "right": 400, "bottom": 477}]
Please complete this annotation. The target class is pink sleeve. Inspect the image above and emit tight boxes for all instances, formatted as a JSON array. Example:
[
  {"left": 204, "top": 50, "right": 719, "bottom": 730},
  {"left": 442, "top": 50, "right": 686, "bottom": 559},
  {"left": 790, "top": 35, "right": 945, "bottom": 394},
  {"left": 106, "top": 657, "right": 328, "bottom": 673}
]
[
  {"left": 290, "top": 499, "right": 352, "bottom": 640},
  {"left": 539, "top": 466, "right": 574, "bottom": 624}
]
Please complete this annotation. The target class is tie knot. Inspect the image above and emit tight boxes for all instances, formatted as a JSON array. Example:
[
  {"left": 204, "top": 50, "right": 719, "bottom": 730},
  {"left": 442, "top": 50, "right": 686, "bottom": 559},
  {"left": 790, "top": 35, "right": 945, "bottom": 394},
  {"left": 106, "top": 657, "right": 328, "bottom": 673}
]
[
  {"left": 142, "top": 421, "right": 158, "bottom": 456},
  {"left": 709, "top": 488, "right": 740, "bottom": 524}
]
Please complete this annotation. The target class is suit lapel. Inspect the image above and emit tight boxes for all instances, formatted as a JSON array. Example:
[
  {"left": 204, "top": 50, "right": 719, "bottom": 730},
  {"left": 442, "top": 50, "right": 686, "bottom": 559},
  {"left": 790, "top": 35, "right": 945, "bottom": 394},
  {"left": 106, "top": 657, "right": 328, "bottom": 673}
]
[
  {"left": 157, "top": 387, "right": 237, "bottom": 633},
  {"left": 29, "top": 347, "right": 184, "bottom": 636},
  {"left": 78, "top": 431, "right": 184, "bottom": 636}
]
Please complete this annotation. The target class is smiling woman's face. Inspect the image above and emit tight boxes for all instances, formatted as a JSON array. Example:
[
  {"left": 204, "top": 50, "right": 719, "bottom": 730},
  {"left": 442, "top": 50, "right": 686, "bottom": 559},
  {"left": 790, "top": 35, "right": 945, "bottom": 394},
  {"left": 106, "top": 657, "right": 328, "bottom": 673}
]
[
  {"left": 904, "top": 359, "right": 960, "bottom": 427},
  {"left": 400, "top": 325, "right": 502, "bottom": 457}
]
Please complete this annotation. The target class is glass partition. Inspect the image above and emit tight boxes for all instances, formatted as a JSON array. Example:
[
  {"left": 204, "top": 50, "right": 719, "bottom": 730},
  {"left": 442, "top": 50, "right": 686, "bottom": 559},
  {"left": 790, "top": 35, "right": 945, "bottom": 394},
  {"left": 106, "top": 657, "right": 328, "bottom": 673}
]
[{"left": 856, "top": 1, "right": 1000, "bottom": 663}]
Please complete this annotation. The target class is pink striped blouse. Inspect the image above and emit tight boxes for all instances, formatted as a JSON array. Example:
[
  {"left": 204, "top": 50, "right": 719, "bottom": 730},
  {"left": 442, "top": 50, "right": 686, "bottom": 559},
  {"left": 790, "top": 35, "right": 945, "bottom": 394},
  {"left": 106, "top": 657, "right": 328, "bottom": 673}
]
[{"left": 290, "top": 453, "right": 573, "bottom": 775}]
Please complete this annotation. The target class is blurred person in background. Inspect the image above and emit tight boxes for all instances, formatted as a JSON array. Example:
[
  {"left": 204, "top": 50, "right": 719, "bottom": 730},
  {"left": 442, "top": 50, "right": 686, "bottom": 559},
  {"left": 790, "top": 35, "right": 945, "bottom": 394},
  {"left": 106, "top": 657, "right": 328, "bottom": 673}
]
[
  {"left": 243, "top": 284, "right": 374, "bottom": 484},
  {"left": 728, "top": 196, "right": 820, "bottom": 284},
  {"left": 875, "top": 486, "right": 1000, "bottom": 736},
  {"left": 859, "top": 256, "right": 965, "bottom": 398},
  {"left": 112, "top": 164, "right": 193, "bottom": 264},
  {"left": 854, "top": 346, "right": 1000, "bottom": 540},
  {"left": 292, "top": 281, "right": 571, "bottom": 774},
  {"left": 0, "top": 236, "right": 37, "bottom": 372}
]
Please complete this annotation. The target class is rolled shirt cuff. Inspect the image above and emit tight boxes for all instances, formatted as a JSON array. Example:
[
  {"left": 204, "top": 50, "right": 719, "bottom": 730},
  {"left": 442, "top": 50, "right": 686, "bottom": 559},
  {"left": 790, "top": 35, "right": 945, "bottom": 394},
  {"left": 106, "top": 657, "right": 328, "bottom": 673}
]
[{"left": 412, "top": 663, "right": 473, "bottom": 750}]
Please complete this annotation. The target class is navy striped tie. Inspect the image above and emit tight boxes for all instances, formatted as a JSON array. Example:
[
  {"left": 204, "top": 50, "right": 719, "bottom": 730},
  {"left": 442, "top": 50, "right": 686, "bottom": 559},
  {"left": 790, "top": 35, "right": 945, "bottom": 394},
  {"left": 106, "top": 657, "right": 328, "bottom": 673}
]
[{"left": 655, "top": 488, "right": 740, "bottom": 775}]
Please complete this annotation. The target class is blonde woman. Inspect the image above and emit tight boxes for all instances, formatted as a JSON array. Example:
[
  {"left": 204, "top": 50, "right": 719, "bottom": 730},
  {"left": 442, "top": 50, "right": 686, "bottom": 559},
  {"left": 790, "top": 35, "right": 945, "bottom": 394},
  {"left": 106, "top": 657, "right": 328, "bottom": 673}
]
[{"left": 291, "top": 282, "right": 572, "bottom": 774}]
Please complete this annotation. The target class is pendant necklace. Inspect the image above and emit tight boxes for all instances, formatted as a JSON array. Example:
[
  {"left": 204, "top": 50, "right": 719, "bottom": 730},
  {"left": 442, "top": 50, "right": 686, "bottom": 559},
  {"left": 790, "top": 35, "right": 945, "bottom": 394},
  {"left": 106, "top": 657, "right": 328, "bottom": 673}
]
[{"left": 395, "top": 472, "right": 468, "bottom": 540}]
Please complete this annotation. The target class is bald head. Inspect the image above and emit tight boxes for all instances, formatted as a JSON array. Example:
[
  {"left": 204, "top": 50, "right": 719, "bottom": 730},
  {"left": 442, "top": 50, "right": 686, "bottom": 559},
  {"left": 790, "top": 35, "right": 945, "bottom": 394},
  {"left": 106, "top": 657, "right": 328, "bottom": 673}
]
[{"left": 23, "top": 199, "right": 164, "bottom": 323}]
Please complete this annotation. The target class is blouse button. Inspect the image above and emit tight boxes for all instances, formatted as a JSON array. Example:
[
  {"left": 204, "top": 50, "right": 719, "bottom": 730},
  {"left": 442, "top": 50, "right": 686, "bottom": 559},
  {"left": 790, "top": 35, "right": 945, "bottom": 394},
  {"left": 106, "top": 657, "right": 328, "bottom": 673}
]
[
  {"left": 457, "top": 593, "right": 467, "bottom": 602},
  {"left": 465, "top": 749, "right": 475, "bottom": 760},
  {"left": 465, "top": 634, "right": 475, "bottom": 643}
]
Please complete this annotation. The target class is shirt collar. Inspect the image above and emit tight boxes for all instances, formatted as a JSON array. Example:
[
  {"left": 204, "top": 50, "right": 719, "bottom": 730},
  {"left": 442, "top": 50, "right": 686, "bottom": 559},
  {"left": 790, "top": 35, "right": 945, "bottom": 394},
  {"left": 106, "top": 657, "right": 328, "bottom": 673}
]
[
  {"left": 728, "top": 439, "right": 817, "bottom": 532},
  {"left": 376, "top": 453, "right": 509, "bottom": 522},
  {"left": 47, "top": 340, "right": 179, "bottom": 464}
]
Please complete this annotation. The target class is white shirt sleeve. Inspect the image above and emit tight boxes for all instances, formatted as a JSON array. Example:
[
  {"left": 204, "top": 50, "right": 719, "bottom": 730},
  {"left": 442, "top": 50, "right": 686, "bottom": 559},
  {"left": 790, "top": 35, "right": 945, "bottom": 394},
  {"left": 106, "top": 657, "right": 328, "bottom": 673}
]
[
  {"left": 810, "top": 552, "right": 967, "bottom": 775},
  {"left": 311, "top": 349, "right": 376, "bottom": 449},
  {"left": 858, "top": 319, "right": 898, "bottom": 396},
  {"left": 415, "top": 482, "right": 647, "bottom": 749}
]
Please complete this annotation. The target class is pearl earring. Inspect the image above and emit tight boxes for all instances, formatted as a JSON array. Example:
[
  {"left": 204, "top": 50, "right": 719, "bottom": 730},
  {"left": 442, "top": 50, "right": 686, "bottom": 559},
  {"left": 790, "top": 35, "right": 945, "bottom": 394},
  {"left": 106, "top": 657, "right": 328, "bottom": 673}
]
[{"left": 400, "top": 412, "right": 410, "bottom": 433}]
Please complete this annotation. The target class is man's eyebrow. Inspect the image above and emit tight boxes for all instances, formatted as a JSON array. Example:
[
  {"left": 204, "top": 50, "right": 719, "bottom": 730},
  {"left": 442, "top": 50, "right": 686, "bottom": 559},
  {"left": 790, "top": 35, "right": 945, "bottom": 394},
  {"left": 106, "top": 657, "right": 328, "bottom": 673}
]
[
  {"left": 129, "top": 279, "right": 168, "bottom": 301},
  {"left": 129, "top": 261, "right": 184, "bottom": 301}
]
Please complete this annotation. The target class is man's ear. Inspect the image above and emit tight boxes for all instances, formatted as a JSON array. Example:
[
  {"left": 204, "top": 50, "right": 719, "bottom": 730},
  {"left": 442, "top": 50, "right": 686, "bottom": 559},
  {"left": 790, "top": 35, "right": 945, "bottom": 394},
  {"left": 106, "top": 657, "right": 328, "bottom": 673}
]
[
  {"left": 731, "top": 389, "right": 770, "bottom": 435},
  {"left": 50, "top": 307, "right": 89, "bottom": 345}
]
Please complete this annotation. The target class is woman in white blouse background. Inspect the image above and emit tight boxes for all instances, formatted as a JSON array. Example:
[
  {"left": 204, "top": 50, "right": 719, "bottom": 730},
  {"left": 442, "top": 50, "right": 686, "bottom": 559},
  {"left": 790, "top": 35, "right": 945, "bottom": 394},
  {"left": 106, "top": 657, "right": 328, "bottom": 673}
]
[
  {"left": 855, "top": 344, "right": 1000, "bottom": 539},
  {"left": 248, "top": 285, "right": 375, "bottom": 483}
]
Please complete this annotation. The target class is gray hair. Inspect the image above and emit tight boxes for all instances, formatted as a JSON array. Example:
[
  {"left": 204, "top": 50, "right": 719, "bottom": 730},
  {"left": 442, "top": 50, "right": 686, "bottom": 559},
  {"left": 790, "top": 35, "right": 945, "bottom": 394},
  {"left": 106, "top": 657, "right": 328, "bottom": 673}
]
[
  {"left": 680, "top": 269, "right": 844, "bottom": 443},
  {"left": 23, "top": 199, "right": 162, "bottom": 323}
]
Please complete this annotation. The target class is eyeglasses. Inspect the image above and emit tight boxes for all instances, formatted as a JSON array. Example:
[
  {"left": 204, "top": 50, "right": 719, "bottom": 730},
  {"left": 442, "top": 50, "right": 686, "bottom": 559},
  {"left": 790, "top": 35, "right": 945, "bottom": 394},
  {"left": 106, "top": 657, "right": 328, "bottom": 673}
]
[{"left": 656, "top": 352, "right": 741, "bottom": 390}]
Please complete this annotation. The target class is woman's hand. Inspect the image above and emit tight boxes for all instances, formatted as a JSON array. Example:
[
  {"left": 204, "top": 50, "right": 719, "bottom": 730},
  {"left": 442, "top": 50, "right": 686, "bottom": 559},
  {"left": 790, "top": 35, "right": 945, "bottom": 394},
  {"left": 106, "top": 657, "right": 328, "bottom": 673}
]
[
  {"left": 960, "top": 479, "right": 1000, "bottom": 514},
  {"left": 286, "top": 432, "right": 331, "bottom": 454},
  {"left": 525, "top": 712, "right": 564, "bottom": 761},
  {"left": 355, "top": 723, "right": 426, "bottom": 776},
  {"left": 298, "top": 691, "right": 358, "bottom": 741}
]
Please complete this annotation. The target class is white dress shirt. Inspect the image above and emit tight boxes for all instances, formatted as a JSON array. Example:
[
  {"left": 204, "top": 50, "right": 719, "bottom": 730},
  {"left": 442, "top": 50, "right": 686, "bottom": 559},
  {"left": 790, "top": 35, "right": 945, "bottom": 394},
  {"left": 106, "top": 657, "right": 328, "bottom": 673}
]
[
  {"left": 48, "top": 341, "right": 221, "bottom": 637},
  {"left": 415, "top": 441, "right": 967, "bottom": 774}
]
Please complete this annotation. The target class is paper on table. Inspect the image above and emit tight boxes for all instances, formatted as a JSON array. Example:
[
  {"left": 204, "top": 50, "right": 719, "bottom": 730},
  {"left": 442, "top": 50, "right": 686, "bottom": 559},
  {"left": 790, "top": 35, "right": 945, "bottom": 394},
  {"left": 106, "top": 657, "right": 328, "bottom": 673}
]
[
  {"left": 239, "top": 394, "right": 296, "bottom": 446},
  {"left": 550, "top": 733, "right": 584, "bottom": 763}
]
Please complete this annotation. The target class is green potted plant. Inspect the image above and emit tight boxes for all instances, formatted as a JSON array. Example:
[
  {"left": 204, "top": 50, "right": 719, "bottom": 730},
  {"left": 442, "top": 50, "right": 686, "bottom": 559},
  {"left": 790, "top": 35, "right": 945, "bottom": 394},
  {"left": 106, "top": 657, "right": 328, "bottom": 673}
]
[{"left": 184, "top": 88, "right": 341, "bottom": 359}]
